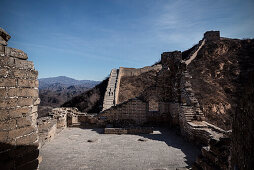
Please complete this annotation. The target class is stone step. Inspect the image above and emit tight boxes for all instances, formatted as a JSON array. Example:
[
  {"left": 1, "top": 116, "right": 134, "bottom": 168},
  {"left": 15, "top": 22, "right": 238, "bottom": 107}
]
[
  {"left": 107, "top": 86, "right": 116, "bottom": 88},
  {"left": 105, "top": 96, "right": 114, "bottom": 98},
  {"left": 185, "top": 115, "right": 195, "bottom": 117},
  {"left": 104, "top": 101, "right": 114, "bottom": 104},
  {"left": 184, "top": 113, "right": 195, "bottom": 116},
  {"left": 104, "top": 101, "right": 114, "bottom": 103}
]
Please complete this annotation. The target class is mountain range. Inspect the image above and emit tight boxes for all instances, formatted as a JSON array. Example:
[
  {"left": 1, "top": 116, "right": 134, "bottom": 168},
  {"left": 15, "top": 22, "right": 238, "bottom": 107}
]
[
  {"left": 39, "top": 76, "right": 100, "bottom": 89},
  {"left": 38, "top": 76, "right": 100, "bottom": 117}
]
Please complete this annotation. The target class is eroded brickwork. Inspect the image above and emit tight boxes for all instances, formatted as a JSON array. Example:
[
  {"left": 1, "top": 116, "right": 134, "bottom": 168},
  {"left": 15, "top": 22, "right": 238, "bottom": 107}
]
[
  {"left": 0, "top": 28, "right": 40, "bottom": 169},
  {"left": 100, "top": 98, "right": 148, "bottom": 126}
]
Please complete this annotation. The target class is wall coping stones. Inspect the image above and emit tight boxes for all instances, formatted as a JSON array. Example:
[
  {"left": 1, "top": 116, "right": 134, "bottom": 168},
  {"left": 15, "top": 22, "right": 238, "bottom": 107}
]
[
  {"left": 0, "top": 27, "right": 11, "bottom": 42},
  {"left": 5, "top": 46, "right": 28, "bottom": 60}
]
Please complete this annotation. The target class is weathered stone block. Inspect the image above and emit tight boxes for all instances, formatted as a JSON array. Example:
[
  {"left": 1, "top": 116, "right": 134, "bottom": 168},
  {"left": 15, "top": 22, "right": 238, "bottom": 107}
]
[
  {"left": 17, "top": 79, "right": 38, "bottom": 88},
  {"left": 5, "top": 47, "right": 28, "bottom": 60},
  {"left": 16, "top": 132, "right": 37, "bottom": 145},
  {"left": 0, "top": 68, "right": 9, "bottom": 77},
  {"left": 16, "top": 88, "right": 38, "bottom": 97},
  {"left": 0, "top": 109, "right": 9, "bottom": 121},
  {"left": 0, "top": 36, "right": 7, "bottom": 46},
  {"left": 17, "top": 117, "right": 32, "bottom": 128},
  {"left": 13, "top": 69, "right": 27, "bottom": 78},
  {"left": 0, "top": 78, "right": 16, "bottom": 87},
  {"left": 15, "top": 59, "right": 34, "bottom": 69},
  {"left": 18, "top": 98, "right": 34, "bottom": 106},
  {"left": 0, "top": 119, "right": 16, "bottom": 131},
  {"left": 8, "top": 126, "right": 35, "bottom": 139},
  {"left": 9, "top": 107, "right": 31, "bottom": 118},
  {"left": 8, "top": 88, "right": 17, "bottom": 97},
  {"left": 0, "top": 56, "right": 15, "bottom": 67},
  {"left": 0, "top": 88, "right": 7, "bottom": 98},
  {"left": 0, "top": 98, "right": 17, "bottom": 108},
  {"left": 0, "top": 28, "right": 11, "bottom": 42},
  {"left": 13, "top": 69, "right": 38, "bottom": 79}
]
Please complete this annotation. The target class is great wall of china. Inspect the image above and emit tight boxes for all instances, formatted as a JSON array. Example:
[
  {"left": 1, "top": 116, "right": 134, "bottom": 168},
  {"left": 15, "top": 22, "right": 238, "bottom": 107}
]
[{"left": 0, "top": 28, "right": 253, "bottom": 169}]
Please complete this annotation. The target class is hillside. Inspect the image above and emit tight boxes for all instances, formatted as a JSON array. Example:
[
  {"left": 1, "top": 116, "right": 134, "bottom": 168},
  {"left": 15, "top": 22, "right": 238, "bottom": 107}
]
[
  {"left": 62, "top": 78, "right": 109, "bottom": 113},
  {"left": 39, "top": 83, "right": 91, "bottom": 107},
  {"left": 38, "top": 76, "right": 100, "bottom": 117},
  {"left": 188, "top": 38, "right": 254, "bottom": 130},
  {"left": 60, "top": 38, "right": 254, "bottom": 130},
  {"left": 118, "top": 70, "right": 158, "bottom": 104}
]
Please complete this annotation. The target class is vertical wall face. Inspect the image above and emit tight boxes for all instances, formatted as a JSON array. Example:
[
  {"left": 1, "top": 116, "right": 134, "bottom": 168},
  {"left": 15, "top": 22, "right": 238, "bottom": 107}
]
[
  {"left": 0, "top": 28, "right": 40, "bottom": 169},
  {"left": 231, "top": 71, "right": 254, "bottom": 170},
  {"left": 100, "top": 98, "right": 148, "bottom": 126}
]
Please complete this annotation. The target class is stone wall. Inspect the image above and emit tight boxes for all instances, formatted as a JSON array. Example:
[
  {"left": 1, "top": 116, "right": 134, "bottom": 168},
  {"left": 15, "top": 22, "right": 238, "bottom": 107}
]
[
  {"left": 37, "top": 117, "right": 57, "bottom": 148},
  {"left": 37, "top": 107, "right": 105, "bottom": 147},
  {"left": 193, "top": 136, "right": 231, "bottom": 169},
  {"left": 160, "top": 46, "right": 232, "bottom": 169},
  {"left": 0, "top": 28, "right": 40, "bottom": 169},
  {"left": 100, "top": 98, "right": 148, "bottom": 126}
]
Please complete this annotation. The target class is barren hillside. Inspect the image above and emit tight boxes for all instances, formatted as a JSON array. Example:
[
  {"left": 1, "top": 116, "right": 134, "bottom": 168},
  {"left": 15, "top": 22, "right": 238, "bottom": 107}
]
[
  {"left": 118, "top": 70, "right": 158, "bottom": 104},
  {"left": 188, "top": 38, "right": 254, "bottom": 130},
  {"left": 62, "top": 78, "right": 108, "bottom": 113},
  {"left": 61, "top": 38, "right": 254, "bottom": 131}
]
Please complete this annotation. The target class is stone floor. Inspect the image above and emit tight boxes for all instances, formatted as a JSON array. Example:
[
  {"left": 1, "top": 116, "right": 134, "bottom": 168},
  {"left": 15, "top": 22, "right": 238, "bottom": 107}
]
[{"left": 40, "top": 128, "right": 200, "bottom": 170}]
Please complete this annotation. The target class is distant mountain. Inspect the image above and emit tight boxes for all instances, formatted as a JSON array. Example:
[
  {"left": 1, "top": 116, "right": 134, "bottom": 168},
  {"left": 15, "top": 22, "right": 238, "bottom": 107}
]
[
  {"left": 38, "top": 76, "right": 100, "bottom": 117},
  {"left": 39, "top": 76, "right": 100, "bottom": 89}
]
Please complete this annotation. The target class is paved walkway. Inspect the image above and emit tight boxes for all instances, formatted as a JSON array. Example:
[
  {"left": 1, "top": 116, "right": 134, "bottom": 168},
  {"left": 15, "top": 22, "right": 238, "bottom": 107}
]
[{"left": 40, "top": 128, "right": 200, "bottom": 170}]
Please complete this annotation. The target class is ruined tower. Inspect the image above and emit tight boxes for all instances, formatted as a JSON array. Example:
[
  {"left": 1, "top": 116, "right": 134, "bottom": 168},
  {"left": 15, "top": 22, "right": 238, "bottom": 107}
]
[{"left": 0, "top": 28, "right": 40, "bottom": 169}]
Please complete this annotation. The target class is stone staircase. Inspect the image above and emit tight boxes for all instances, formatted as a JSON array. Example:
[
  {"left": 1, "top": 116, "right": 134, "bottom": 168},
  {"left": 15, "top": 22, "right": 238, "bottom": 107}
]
[
  {"left": 180, "top": 71, "right": 205, "bottom": 123},
  {"left": 103, "top": 69, "right": 119, "bottom": 110},
  {"left": 181, "top": 106, "right": 205, "bottom": 122}
]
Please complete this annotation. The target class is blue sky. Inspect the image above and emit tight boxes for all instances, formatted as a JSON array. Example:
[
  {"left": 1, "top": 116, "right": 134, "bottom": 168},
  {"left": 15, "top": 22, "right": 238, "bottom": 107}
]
[{"left": 1, "top": 0, "right": 253, "bottom": 81}]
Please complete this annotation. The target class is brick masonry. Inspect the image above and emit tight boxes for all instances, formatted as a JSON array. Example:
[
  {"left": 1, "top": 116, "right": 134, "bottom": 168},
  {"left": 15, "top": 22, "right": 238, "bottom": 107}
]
[
  {"left": 99, "top": 32, "right": 231, "bottom": 169},
  {"left": 0, "top": 28, "right": 40, "bottom": 170}
]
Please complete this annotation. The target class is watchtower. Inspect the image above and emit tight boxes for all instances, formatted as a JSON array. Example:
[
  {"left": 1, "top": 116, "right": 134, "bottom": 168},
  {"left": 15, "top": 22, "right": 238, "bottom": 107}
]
[{"left": 204, "top": 31, "right": 220, "bottom": 41}]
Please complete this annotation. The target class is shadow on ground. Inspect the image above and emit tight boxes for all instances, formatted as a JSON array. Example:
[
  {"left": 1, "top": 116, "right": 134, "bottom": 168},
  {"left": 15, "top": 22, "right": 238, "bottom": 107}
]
[{"left": 138, "top": 127, "right": 201, "bottom": 168}]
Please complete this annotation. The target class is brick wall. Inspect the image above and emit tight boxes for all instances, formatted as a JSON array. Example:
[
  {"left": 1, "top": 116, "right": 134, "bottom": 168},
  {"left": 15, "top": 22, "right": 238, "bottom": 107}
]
[
  {"left": 0, "top": 28, "right": 40, "bottom": 169},
  {"left": 100, "top": 98, "right": 148, "bottom": 126}
]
